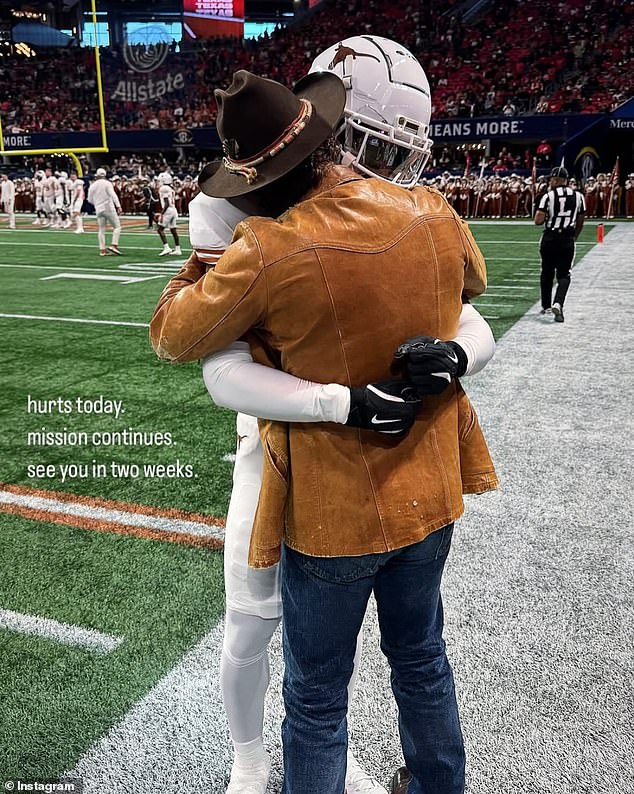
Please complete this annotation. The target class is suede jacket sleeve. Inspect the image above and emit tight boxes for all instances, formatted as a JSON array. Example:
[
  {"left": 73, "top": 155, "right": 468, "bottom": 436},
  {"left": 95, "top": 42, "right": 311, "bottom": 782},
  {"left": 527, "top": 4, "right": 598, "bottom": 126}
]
[{"left": 149, "top": 222, "right": 267, "bottom": 362}]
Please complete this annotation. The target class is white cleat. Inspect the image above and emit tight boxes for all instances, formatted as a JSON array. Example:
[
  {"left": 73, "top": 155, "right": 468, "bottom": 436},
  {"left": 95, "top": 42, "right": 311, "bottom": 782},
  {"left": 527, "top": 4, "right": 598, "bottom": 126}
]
[
  {"left": 159, "top": 246, "right": 173, "bottom": 257},
  {"left": 225, "top": 753, "right": 271, "bottom": 794},
  {"left": 74, "top": 229, "right": 84, "bottom": 234},
  {"left": 32, "top": 219, "right": 41, "bottom": 225},
  {"left": 171, "top": 246, "right": 182, "bottom": 255},
  {"left": 346, "top": 751, "right": 388, "bottom": 794}
]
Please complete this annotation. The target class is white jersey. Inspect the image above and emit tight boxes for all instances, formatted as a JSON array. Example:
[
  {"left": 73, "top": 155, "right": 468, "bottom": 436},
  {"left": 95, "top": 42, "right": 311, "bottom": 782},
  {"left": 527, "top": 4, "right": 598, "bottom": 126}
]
[
  {"left": 1, "top": 179, "right": 15, "bottom": 203},
  {"left": 70, "top": 179, "right": 85, "bottom": 203},
  {"left": 42, "top": 175, "right": 58, "bottom": 201},
  {"left": 34, "top": 180, "right": 43, "bottom": 200},
  {"left": 159, "top": 184, "right": 176, "bottom": 209},
  {"left": 88, "top": 178, "right": 121, "bottom": 214},
  {"left": 188, "top": 192, "right": 248, "bottom": 267}
]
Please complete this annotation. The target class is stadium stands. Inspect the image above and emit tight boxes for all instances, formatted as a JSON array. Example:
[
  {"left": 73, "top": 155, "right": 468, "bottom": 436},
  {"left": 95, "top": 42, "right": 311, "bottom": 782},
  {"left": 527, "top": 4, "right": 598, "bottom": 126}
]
[{"left": 0, "top": 0, "right": 631, "bottom": 134}]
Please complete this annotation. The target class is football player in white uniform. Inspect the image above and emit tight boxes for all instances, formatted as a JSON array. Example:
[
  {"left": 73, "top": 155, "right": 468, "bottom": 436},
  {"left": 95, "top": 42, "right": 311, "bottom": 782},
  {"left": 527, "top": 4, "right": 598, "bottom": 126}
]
[
  {"left": 56, "top": 171, "right": 71, "bottom": 229},
  {"left": 0, "top": 173, "right": 16, "bottom": 229},
  {"left": 69, "top": 173, "right": 86, "bottom": 233},
  {"left": 156, "top": 172, "right": 182, "bottom": 256},
  {"left": 190, "top": 37, "right": 496, "bottom": 794},
  {"left": 32, "top": 171, "right": 46, "bottom": 225},
  {"left": 87, "top": 168, "right": 122, "bottom": 256},
  {"left": 41, "top": 167, "right": 58, "bottom": 228}
]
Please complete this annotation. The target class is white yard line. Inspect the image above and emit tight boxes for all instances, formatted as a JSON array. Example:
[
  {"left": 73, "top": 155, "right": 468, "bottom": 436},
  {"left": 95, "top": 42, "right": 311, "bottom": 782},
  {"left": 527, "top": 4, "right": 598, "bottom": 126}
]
[
  {"left": 501, "top": 277, "right": 535, "bottom": 283},
  {"left": 0, "top": 263, "right": 180, "bottom": 274},
  {"left": 0, "top": 313, "right": 148, "bottom": 328},
  {"left": 471, "top": 302, "right": 514, "bottom": 308},
  {"left": 482, "top": 285, "right": 535, "bottom": 291},
  {"left": 0, "top": 240, "right": 185, "bottom": 252},
  {"left": 0, "top": 608, "right": 124, "bottom": 654},
  {"left": 0, "top": 490, "right": 225, "bottom": 541}
]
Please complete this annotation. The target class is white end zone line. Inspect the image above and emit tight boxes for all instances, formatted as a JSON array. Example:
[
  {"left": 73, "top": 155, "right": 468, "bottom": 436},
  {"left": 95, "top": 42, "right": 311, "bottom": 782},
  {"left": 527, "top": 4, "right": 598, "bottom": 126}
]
[
  {"left": 0, "top": 313, "right": 148, "bottom": 328},
  {"left": 0, "top": 608, "right": 124, "bottom": 654}
]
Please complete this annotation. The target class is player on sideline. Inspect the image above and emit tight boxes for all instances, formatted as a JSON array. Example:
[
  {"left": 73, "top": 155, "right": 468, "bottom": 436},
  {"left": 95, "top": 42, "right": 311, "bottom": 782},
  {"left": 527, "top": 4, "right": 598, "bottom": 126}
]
[
  {"left": 69, "top": 173, "right": 85, "bottom": 234},
  {"left": 156, "top": 172, "right": 182, "bottom": 256},
  {"left": 0, "top": 173, "right": 16, "bottom": 229},
  {"left": 186, "top": 37, "right": 497, "bottom": 794},
  {"left": 56, "top": 171, "right": 71, "bottom": 229},
  {"left": 32, "top": 171, "right": 46, "bottom": 225},
  {"left": 87, "top": 168, "right": 123, "bottom": 256},
  {"left": 41, "top": 167, "right": 58, "bottom": 228}
]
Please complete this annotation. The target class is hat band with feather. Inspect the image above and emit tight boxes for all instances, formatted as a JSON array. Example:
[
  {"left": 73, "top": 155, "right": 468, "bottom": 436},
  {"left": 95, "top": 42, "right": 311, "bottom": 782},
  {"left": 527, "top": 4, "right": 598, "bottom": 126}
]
[{"left": 222, "top": 99, "right": 313, "bottom": 185}]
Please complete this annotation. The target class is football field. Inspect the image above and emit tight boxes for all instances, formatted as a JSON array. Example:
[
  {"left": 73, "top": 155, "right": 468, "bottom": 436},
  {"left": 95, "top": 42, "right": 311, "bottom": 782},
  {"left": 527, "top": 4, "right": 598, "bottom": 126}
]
[{"left": 0, "top": 216, "right": 602, "bottom": 783}]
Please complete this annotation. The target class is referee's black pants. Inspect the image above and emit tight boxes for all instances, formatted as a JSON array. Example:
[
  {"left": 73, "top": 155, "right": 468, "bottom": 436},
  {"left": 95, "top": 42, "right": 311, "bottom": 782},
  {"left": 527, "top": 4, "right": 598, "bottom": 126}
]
[{"left": 540, "top": 233, "right": 574, "bottom": 310}]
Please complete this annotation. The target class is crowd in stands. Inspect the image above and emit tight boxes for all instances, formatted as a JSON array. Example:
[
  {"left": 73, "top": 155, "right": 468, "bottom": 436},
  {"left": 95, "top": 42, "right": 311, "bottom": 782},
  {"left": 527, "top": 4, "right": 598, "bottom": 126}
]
[{"left": 0, "top": 0, "right": 631, "bottom": 135}]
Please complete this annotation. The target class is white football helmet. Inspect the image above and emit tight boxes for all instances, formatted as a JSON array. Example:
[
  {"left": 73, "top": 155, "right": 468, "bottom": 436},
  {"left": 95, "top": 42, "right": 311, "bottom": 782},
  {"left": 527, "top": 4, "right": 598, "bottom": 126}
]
[
  {"left": 310, "top": 35, "right": 433, "bottom": 187},
  {"left": 158, "top": 172, "right": 173, "bottom": 185}
]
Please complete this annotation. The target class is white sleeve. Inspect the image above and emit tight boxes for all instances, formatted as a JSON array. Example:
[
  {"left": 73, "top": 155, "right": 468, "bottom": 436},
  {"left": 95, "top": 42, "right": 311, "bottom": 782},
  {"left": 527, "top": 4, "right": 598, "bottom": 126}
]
[
  {"left": 452, "top": 303, "right": 496, "bottom": 376},
  {"left": 202, "top": 342, "right": 350, "bottom": 423}
]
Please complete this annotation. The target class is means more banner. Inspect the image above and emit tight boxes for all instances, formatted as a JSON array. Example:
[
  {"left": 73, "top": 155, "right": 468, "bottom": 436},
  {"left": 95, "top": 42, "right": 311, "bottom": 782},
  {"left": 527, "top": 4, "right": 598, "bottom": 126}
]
[{"left": 429, "top": 113, "right": 604, "bottom": 142}]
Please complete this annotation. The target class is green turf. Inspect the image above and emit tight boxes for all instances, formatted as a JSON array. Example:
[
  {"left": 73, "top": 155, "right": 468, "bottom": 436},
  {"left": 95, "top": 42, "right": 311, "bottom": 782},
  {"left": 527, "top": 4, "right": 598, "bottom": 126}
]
[
  {"left": 0, "top": 218, "right": 602, "bottom": 781},
  {"left": 0, "top": 512, "right": 224, "bottom": 779}
]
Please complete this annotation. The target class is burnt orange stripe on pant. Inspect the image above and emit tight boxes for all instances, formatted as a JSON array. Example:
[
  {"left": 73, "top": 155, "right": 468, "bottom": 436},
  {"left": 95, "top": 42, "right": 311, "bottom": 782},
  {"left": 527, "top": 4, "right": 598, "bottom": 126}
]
[
  {"left": 0, "top": 483, "right": 225, "bottom": 528},
  {"left": 0, "top": 502, "right": 223, "bottom": 551}
]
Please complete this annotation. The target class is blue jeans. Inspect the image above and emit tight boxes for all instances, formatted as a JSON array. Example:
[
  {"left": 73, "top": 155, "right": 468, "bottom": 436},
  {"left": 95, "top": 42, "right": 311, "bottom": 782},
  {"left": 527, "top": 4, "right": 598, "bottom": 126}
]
[{"left": 281, "top": 525, "right": 465, "bottom": 794}]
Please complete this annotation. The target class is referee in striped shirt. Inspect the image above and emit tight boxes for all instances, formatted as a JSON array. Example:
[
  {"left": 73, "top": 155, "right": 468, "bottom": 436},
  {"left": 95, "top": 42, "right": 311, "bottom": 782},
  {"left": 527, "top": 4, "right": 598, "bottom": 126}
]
[{"left": 534, "top": 166, "right": 585, "bottom": 323}]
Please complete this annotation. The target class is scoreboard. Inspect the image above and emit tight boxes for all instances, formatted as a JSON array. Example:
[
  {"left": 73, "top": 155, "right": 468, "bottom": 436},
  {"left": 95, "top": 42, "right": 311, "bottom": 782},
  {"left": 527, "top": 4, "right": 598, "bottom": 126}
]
[
  {"left": 183, "top": 0, "right": 245, "bottom": 37},
  {"left": 183, "top": 0, "right": 245, "bottom": 17}
]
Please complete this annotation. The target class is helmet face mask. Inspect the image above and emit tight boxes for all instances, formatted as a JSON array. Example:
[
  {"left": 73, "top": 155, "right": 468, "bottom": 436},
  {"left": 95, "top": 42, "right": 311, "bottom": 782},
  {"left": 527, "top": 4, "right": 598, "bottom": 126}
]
[
  {"left": 344, "top": 115, "right": 432, "bottom": 186},
  {"left": 310, "top": 35, "right": 433, "bottom": 188}
]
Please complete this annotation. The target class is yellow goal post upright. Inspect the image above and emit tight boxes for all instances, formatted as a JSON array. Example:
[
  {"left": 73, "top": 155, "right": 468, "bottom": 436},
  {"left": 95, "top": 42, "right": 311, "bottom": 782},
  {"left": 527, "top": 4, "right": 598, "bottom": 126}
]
[{"left": 0, "top": 0, "right": 108, "bottom": 160}]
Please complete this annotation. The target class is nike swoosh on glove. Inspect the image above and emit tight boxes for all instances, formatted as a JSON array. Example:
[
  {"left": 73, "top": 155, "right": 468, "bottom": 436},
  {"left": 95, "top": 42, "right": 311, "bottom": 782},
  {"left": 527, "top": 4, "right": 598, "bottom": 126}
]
[
  {"left": 346, "top": 379, "right": 421, "bottom": 438},
  {"left": 393, "top": 336, "right": 468, "bottom": 395}
]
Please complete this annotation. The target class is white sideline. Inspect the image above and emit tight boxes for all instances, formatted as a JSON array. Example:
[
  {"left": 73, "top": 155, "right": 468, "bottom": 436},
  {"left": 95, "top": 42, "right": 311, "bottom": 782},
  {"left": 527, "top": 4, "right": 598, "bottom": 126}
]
[
  {"left": 0, "top": 313, "right": 148, "bottom": 328},
  {"left": 0, "top": 608, "right": 124, "bottom": 654},
  {"left": 0, "top": 490, "right": 225, "bottom": 542}
]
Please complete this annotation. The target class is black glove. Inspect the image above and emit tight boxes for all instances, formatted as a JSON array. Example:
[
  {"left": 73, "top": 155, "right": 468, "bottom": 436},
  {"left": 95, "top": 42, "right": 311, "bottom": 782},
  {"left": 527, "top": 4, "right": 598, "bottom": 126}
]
[
  {"left": 394, "top": 336, "right": 468, "bottom": 395},
  {"left": 346, "top": 379, "right": 421, "bottom": 437}
]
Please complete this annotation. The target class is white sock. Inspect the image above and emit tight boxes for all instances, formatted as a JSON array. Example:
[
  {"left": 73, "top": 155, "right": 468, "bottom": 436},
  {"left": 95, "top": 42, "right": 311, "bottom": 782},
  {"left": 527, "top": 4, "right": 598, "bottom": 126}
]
[{"left": 232, "top": 736, "right": 270, "bottom": 770}]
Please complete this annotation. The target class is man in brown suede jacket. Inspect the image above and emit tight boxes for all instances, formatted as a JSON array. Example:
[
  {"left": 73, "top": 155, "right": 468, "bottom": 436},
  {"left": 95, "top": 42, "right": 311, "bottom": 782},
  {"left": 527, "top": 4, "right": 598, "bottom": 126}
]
[{"left": 150, "top": 70, "right": 497, "bottom": 794}]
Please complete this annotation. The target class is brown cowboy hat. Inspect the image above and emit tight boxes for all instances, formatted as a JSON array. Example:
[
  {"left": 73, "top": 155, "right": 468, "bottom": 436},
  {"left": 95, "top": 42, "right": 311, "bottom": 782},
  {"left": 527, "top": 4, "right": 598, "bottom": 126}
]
[{"left": 199, "top": 69, "right": 345, "bottom": 198}]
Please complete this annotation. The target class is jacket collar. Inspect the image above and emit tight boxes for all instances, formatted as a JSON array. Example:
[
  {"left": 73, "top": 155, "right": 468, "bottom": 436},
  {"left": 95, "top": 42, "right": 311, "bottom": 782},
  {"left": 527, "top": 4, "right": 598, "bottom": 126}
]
[{"left": 303, "top": 164, "right": 363, "bottom": 201}]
